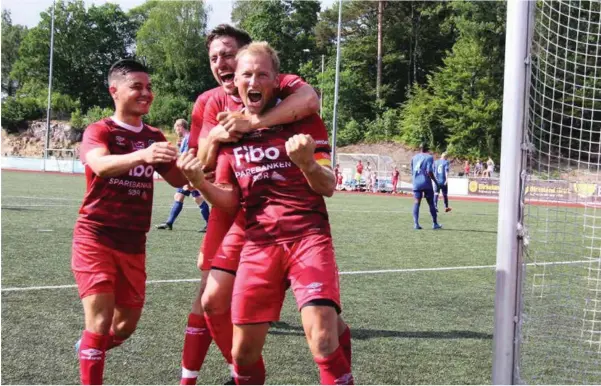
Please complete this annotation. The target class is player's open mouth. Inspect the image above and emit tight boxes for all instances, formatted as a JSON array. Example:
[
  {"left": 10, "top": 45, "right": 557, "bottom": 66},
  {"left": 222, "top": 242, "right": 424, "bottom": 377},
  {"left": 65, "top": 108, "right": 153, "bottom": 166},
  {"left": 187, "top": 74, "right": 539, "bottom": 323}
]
[
  {"left": 220, "top": 73, "right": 234, "bottom": 84},
  {"left": 248, "top": 90, "right": 262, "bottom": 104}
]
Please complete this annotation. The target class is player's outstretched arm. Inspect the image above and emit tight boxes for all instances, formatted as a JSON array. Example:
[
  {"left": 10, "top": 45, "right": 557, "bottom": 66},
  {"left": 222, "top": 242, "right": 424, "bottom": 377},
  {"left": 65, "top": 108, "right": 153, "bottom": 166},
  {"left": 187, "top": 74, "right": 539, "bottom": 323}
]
[
  {"left": 159, "top": 166, "right": 188, "bottom": 188},
  {"left": 218, "top": 85, "right": 319, "bottom": 133},
  {"left": 85, "top": 142, "right": 177, "bottom": 178},
  {"left": 177, "top": 151, "right": 239, "bottom": 214},
  {"left": 286, "top": 134, "right": 335, "bottom": 197}
]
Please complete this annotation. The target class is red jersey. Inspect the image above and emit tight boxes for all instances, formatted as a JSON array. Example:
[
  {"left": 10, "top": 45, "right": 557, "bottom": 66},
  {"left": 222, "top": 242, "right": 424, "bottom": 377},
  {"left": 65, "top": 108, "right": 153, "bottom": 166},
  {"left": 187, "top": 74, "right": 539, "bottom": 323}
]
[
  {"left": 77, "top": 118, "right": 175, "bottom": 235},
  {"left": 189, "top": 87, "right": 221, "bottom": 150},
  {"left": 216, "top": 114, "right": 332, "bottom": 246},
  {"left": 201, "top": 74, "right": 308, "bottom": 139},
  {"left": 357, "top": 164, "right": 363, "bottom": 174},
  {"left": 393, "top": 170, "right": 399, "bottom": 180}
]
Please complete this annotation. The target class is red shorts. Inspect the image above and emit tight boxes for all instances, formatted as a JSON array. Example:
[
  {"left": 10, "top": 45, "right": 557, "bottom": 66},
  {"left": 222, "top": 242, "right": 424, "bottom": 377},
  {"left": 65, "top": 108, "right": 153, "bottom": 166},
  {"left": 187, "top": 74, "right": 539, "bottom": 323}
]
[
  {"left": 199, "top": 207, "right": 237, "bottom": 270},
  {"left": 231, "top": 233, "right": 341, "bottom": 325},
  {"left": 71, "top": 225, "right": 146, "bottom": 308},
  {"left": 212, "top": 210, "right": 246, "bottom": 273}
]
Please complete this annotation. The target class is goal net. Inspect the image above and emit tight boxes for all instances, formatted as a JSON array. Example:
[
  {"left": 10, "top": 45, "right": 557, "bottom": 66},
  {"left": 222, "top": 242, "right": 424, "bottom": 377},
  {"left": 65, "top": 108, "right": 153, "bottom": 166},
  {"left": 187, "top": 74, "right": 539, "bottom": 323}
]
[
  {"left": 517, "top": 1, "right": 601, "bottom": 383},
  {"left": 44, "top": 148, "right": 78, "bottom": 173},
  {"left": 336, "top": 153, "right": 397, "bottom": 191}
]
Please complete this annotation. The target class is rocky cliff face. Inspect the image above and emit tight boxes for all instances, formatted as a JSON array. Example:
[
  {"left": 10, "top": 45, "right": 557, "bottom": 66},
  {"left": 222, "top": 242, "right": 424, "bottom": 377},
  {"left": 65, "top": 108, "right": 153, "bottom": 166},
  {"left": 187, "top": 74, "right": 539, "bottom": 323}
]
[{"left": 2, "top": 120, "right": 82, "bottom": 158}]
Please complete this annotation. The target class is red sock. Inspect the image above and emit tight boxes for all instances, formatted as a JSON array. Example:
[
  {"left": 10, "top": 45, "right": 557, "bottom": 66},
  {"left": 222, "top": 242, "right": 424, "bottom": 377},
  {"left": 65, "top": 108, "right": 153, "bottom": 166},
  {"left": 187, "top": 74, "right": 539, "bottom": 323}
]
[
  {"left": 79, "top": 330, "right": 109, "bottom": 385},
  {"left": 338, "top": 326, "right": 352, "bottom": 367},
  {"left": 233, "top": 357, "right": 265, "bottom": 385},
  {"left": 180, "top": 313, "right": 213, "bottom": 385},
  {"left": 204, "top": 310, "right": 233, "bottom": 364},
  {"left": 314, "top": 345, "right": 354, "bottom": 385},
  {"left": 106, "top": 329, "right": 125, "bottom": 351}
]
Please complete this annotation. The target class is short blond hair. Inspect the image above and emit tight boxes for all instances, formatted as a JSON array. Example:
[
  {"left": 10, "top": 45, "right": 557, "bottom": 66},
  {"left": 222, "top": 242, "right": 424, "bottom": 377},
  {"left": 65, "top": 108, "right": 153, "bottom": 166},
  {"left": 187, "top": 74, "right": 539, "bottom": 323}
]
[
  {"left": 175, "top": 118, "right": 188, "bottom": 130},
  {"left": 236, "top": 41, "right": 280, "bottom": 75}
]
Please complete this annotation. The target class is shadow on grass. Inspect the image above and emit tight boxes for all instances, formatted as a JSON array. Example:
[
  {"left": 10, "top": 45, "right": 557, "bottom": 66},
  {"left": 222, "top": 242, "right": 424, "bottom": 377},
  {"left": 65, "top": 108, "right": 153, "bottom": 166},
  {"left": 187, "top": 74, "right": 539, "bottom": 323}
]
[
  {"left": 1, "top": 206, "right": 42, "bottom": 212},
  {"left": 442, "top": 228, "right": 497, "bottom": 235},
  {"left": 268, "top": 321, "right": 492, "bottom": 340}
]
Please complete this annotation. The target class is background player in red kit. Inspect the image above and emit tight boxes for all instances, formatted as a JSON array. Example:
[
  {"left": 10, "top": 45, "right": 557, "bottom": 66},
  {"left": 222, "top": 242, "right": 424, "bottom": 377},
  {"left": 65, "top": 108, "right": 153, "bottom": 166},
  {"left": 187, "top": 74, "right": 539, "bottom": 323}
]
[
  {"left": 178, "top": 42, "right": 353, "bottom": 385},
  {"left": 179, "top": 24, "right": 321, "bottom": 385},
  {"left": 392, "top": 166, "right": 400, "bottom": 194},
  {"left": 72, "top": 60, "right": 188, "bottom": 385}
]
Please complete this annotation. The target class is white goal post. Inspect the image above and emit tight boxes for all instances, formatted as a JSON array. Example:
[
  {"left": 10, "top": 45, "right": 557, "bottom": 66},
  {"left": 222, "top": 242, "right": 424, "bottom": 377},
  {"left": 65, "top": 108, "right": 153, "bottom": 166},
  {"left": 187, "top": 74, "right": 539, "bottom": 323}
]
[{"left": 494, "top": 1, "right": 601, "bottom": 384}]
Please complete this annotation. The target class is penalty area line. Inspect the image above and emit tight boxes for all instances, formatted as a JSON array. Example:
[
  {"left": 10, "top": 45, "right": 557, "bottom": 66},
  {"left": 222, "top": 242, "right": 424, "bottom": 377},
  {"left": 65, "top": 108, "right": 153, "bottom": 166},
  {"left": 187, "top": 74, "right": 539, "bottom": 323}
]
[{"left": 2, "top": 259, "right": 598, "bottom": 292}]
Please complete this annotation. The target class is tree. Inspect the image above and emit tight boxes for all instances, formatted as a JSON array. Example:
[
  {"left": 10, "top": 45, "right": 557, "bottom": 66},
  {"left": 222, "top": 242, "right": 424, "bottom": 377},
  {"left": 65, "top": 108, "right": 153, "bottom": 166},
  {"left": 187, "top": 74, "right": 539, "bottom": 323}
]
[
  {"left": 1, "top": 10, "right": 28, "bottom": 96},
  {"left": 399, "top": 1, "right": 506, "bottom": 158},
  {"left": 135, "top": 1, "right": 213, "bottom": 99},
  {"left": 232, "top": 0, "right": 320, "bottom": 73},
  {"left": 10, "top": 0, "right": 137, "bottom": 110}
]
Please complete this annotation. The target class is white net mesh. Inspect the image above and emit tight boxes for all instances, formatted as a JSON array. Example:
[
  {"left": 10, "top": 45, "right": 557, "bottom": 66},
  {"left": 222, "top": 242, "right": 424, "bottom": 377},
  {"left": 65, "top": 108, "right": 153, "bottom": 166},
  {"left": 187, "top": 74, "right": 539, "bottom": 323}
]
[
  {"left": 518, "top": 1, "right": 601, "bottom": 383},
  {"left": 336, "top": 153, "right": 399, "bottom": 191}
]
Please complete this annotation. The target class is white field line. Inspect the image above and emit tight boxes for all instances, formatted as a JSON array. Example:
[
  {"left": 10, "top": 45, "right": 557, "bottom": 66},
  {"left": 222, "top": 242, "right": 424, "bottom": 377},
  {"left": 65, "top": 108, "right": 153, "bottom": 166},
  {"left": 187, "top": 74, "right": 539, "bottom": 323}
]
[{"left": 2, "top": 259, "right": 598, "bottom": 292}]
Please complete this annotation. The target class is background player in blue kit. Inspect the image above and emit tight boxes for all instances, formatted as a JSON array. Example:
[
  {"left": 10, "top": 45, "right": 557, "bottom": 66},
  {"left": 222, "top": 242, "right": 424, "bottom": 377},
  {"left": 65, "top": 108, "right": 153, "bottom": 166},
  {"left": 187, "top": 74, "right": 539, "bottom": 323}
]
[
  {"left": 434, "top": 152, "right": 452, "bottom": 213},
  {"left": 411, "top": 143, "right": 442, "bottom": 230},
  {"left": 156, "top": 119, "right": 210, "bottom": 232}
]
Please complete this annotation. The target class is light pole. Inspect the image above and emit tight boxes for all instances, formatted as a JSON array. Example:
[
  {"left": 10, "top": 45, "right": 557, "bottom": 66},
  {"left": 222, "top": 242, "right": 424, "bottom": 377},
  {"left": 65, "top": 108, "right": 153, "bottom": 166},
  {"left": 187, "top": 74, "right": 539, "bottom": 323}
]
[
  {"left": 44, "top": 0, "right": 56, "bottom": 165},
  {"left": 320, "top": 54, "right": 324, "bottom": 118},
  {"left": 331, "top": 0, "right": 343, "bottom": 166}
]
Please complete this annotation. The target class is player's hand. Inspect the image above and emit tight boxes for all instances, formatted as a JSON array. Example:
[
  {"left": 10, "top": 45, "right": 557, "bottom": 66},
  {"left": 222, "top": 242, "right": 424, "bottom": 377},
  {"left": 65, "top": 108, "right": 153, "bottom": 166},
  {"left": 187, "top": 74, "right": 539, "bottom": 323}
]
[
  {"left": 140, "top": 142, "right": 178, "bottom": 164},
  {"left": 286, "top": 134, "right": 317, "bottom": 171},
  {"left": 217, "top": 111, "right": 258, "bottom": 134},
  {"left": 177, "top": 150, "right": 205, "bottom": 189},
  {"left": 209, "top": 125, "right": 243, "bottom": 143}
]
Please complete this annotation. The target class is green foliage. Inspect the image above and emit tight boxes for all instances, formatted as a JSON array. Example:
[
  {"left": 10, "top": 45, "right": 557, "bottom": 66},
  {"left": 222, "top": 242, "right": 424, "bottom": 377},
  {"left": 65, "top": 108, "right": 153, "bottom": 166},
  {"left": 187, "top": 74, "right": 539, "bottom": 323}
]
[
  {"left": 2, "top": 0, "right": 511, "bottom": 161},
  {"left": 145, "top": 93, "right": 191, "bottom": 129},
  {"left": 1, "top": 97, "right": 43, "bottom": 131},
  {"left": 69, "top": 108, "right": 84, "bottom": 131},
  {"left": 1, "top": 87, "right": 80, "bottom": 131},
  {"left": 399, "top": 84, "right": 440, "bottom": 149},
  {"left": 136, "top": 1, "right": 213, "bottom": 99},
  {"left": 364, "top": 108, "right": 402, "bottom": 143},
  {"left": 338, "top": 119, "right": 364, "bottom": 146},
  {"left": 232, "top": 0, "right": 321, "bottom": 73},
  {"left": 1, "top": 10, "right": 28, "bottom": 96},
  {"left": 10, "top": 0, "right": 137, "bottom": 110},
  {"left": 69, "top": 106, "right": 113, "bottom": 131}
]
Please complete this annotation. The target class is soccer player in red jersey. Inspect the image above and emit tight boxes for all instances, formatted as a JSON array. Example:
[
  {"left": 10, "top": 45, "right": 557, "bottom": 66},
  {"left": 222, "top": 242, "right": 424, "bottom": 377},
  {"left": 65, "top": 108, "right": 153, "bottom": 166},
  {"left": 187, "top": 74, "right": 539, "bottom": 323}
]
[
  {"left": 179, "top": 25, "right": 322, "bottom": 385},
  {"left": 178, "top": 42, "right": 354, "bottom": 385},
  {"left": 392, "top": 166, "right": 400, "bottom": 194},
  {"left": 72, "top": 60, "right": 188, "bottom": 385}
]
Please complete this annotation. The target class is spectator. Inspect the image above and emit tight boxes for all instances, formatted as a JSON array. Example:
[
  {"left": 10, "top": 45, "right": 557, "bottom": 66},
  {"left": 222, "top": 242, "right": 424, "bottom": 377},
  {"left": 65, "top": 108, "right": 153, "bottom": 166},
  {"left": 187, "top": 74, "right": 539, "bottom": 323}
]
[
  {"left": 486, "top": 157, "right": 495, "bottom": 177},
  {"left": 475, "top": 160, "right": 483, "bottom": 177},
  {"left": 392, "top": 166, "right": 400, "bottom": 194},
  {"left": 355, "top": 160, "right": 363, "bottom": 190},
  {"left": 365, "top": 161, "right": 373, "bottom": 192}
]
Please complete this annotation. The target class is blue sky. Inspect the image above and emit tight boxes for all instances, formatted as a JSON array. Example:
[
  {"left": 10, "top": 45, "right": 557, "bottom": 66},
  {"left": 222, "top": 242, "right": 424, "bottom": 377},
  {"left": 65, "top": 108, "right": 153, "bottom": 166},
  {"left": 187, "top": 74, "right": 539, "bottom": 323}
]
[{"left": 2, "top": 0, "right": 336, "bottom": 30}]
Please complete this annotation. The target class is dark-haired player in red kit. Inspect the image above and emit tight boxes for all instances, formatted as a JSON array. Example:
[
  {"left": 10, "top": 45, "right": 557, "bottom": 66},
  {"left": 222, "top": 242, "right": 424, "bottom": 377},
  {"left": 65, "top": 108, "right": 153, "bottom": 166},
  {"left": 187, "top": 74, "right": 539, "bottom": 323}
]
[
  {"left": 179, "top": 42, "right": 354, "bottom": 385},
  {"left": 72, "top": 60, "right": 188, "bottom": 385},
  {"left": 180, "top": 24, "right": 322, "bottom": 384}
]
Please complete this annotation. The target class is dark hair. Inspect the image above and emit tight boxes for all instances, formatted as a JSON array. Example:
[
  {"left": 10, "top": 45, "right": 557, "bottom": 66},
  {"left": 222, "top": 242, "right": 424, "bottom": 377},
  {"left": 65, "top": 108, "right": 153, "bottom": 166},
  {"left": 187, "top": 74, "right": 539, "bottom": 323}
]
[
  {"left": 206, "top": 24, "right": 252, "bottom": 50},
  {"left": 419, "top": 142, "right": 429, "bottom": 152},
  {"left": 108, "top": 59, "right": 149, "bottom": 83}
]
